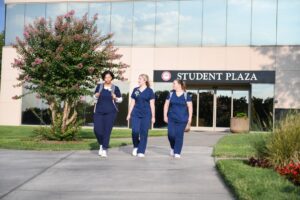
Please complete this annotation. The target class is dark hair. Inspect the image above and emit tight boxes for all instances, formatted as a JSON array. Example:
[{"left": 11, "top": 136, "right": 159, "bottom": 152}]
[
  {"left": 101, "top": 70, "right": 115, "bottom": 80},
  {"left": 175, "top": 79, "right": 186, "bottom": 91}
]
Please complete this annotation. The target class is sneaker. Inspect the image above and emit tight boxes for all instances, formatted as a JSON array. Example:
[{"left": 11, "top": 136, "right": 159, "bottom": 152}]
[
  {"left": 174, "top": 154, "right": 181, "bottom": 159},
  {"left": 98, "top": 145, "right": 103, "bottom": 156},
  {"left": 132, "top": 148, "right": 138, "bottom": 156},
  {"left": 137, "top": 153, "right": 145, "bottom": 158},
  {"left": 101, "top": 150, "right": 107, "bottom": 157},
  {"left": 170, "top": 149, "right": 174, "bottom": 156}
]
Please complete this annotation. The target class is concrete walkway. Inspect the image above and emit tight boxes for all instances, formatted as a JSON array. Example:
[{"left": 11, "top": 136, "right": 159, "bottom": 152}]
[{"left": 0, "top": 132, "right": 233, "bottom": 200}]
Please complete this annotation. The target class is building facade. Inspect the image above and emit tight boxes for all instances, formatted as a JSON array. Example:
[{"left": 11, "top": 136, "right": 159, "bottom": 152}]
[{"left": 1, "top": 0, "right": 300, "bottom": 131}]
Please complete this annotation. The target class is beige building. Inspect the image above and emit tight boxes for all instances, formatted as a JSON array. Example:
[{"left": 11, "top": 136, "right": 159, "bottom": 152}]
[{"left": 1, "top": 0, "right": 300, "bottom": 131}]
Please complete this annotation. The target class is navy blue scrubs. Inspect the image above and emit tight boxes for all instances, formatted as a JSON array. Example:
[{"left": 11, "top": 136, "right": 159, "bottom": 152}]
[
  {"left": 130, "top": 87, "right": 155, "bottom": 154},
  {"left": 93, "top": 84, "right": 121, "bottom": 150},
  {"left": 167, "top": 91, "right": 192, "bottom": 154}
]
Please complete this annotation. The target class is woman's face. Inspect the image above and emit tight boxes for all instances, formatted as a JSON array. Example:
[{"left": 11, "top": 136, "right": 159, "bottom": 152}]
[
  {"left": 138, "top": 76, "right": 146, "bottom": 86},
  {"left": 104, "top": 73, "right": 113, "bottom": 84},
  {"left": 172, "top": 80, "right": 181, "bottom": 90}
]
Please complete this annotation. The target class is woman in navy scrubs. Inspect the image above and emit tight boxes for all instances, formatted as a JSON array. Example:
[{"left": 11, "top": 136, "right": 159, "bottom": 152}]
[
  {"left": 164, "top": 79, "right": 193, "bottom": 158},
  {"left": 94, "top": 71, "right": 122, "bottom": 157},
  {"left": 127, "top": 74, "right": 155, "bottom": 157}
]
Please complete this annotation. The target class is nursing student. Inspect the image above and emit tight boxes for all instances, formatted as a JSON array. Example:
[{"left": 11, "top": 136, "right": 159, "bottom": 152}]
[
  {"left": 126, "top": 74, "right": 155, "bottom": 157},
  {"left": 163, "top": 79, "right": 193, "bottom": 158},
  {"left": 94, "top": 71, "right": 122, "bottom": 157}
]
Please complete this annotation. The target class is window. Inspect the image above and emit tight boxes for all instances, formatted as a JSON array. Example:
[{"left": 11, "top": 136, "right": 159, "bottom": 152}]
[
  {"left": 68, "top": 3, "right": 88, "bottom": 18},
  {"left": 155, "top": 1, "right": 179, "bottom": 46},
  {"left": 89, "top": 3, "right": 111, "bottom": 36},
  {"left": 202, "top": 0, "right": 226, "bottom": 46},
  {"left": 25, "top": 3, "right": 46, "bottom": 25},
  {"left": 227, "top": 0, "right": 251, "bottom": 45},
  {"left": 179, "top": 0, "right": 202, "bottom": 46},
  {"left": 111, "top": 2, "right": 133, "bottom": 46},
  {"left": 133, "top": 1, "right": 155, "bottom": 46},
  {"left": 252, "top": 0, "right": 277, "bottom": 45},
  {"left": 46, "top": 3, "right": 67, "bottom": 20},
  {"left": 5, "top": 4, "right": 25, "bottom": 45},
  {"left": 277, "top": 0, "right": 300, "bottom": 45}
]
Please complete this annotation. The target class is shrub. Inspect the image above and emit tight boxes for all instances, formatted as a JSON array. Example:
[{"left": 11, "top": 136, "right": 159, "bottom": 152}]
[
  {"left": 267, "top": 113, "right": 300, "bottom": 167},
  {"left": 235, "top": 112, "right": 247, "bottom": 118}
]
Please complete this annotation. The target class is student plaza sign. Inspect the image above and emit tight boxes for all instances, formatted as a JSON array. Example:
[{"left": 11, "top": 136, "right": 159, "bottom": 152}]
[{"left": 154, "top": 70, "right": 275, "bottom": 84}]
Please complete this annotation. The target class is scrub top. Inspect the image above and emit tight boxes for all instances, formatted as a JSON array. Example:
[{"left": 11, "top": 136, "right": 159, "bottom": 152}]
[
  {"left": 94, "top": 84, "right": 121, "bottom": 114},
  {"left": 167, "top": 91, "right": 192, "bottom": 123},
  {"left": 131, "top": 87, "right": 155, "bottom": 118}
]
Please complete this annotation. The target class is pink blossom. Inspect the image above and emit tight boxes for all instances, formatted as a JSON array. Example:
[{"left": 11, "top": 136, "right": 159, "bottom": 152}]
[
  {"left": 93, "top": 14, "right": 98, "bottom": 21},
  {"left": 88, "top": 67, "right": 95, "bottom": 74},
  {"left": 36, "top": 94, "right": 41, "bottom": 99},
  {"left": 77, "top": 63, "right": 83, "bottom": 69},
  {"left": 39, "top": 17, "right": 46, "bottom": 25},
  {"left": 12, "top": 95, "right": 19, "bottom": 100},
  {"left": 23, "top": 31, "right": 30, "bottom": 39}
]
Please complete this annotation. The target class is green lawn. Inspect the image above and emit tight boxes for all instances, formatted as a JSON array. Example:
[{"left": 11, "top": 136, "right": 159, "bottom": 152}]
[
  {"left": 213, "top": 132, "right": 271, "bottom": 158},
  {"left": 0, "top": 126, "right": 166, "bottom": 151},
  {"left": 214, "top": 133, "right": 300, "bottom": 200},
  {"left": 216, "top": 160, "right": 300, "bottom": 200}
]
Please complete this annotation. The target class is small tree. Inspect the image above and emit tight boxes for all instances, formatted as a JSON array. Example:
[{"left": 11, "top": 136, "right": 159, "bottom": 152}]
[{"left": 12, "top": 10, "right": 128, "bottom": 140}]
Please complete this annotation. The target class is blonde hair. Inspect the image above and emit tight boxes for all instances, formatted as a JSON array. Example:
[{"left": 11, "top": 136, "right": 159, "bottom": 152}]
[{"left": 139, "top": 74, "right": 150, "bottom": 87}]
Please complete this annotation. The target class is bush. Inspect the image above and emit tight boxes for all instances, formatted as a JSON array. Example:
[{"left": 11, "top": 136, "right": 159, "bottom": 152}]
[{"left": 267, "top": 113, "right": 300, "bottom": 167}]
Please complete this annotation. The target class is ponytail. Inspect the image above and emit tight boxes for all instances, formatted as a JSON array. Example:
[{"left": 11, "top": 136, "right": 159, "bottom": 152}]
[{"left": 139, "top": 74, "right": 150, "bottom": 88}]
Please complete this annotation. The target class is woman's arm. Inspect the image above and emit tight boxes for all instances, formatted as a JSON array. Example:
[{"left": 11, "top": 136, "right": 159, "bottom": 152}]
[
  {"left": 187, "top": 102, "right": 193, "bottom": 125},
  {"left": 150, "top": 99, "right": 155, "bottom": 124},
  {"left": 163, "top": 100, "right": 170, "bottom": 123},
  {"left": 126, "top": 99, "right": 135, "bottom": 121}
]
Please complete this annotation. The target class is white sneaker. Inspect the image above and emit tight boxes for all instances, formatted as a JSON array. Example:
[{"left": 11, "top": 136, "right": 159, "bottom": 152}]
[
  {"left": 101, "top": 150, "right": 107, "bottom": 157},
  {"left": 98, "top": 145, "right": 103, "bottom": 156},
  {"left": 132, "top": 148, "right": 138, "bottom": 156},
  {"left": 137, "top": 153, "right": 145, "bottom": 158},
  {"left": 170, "top": 149, "right": 174, "bottom": 156},
  {"left": 174, "top": 154, "right": 181, "bottom": 158}
]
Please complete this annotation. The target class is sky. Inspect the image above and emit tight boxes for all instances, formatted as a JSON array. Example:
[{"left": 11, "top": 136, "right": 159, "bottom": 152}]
[{"left": 0, "top": 0, "right": 4, "bottom": 32}]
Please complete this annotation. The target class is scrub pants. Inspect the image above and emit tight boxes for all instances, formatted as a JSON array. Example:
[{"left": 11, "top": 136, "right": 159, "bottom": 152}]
[
  {"left": 131, "top": 115, "right": 151, "bottom": 154},
  {"left": 93, "top": 112, "right": 117, "bottom": 150},
  {"left": 167, "top": 119, "right": 187, "bottom": 155}
]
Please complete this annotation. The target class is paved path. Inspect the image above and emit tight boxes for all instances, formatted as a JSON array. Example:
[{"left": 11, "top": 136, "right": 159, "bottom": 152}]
[{"left": 0, "top": 132, "right": 233, "bottom": 200}]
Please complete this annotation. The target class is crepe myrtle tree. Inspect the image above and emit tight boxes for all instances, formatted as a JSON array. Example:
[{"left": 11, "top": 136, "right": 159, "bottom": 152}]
[{"left": 12, "top": 10, "right": 128, "bottom": 140}]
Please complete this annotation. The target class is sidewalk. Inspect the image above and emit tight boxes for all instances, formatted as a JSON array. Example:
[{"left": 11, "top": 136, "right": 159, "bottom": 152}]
[{"left": 0, "top": 132, "right": 233, "bottom": 200}]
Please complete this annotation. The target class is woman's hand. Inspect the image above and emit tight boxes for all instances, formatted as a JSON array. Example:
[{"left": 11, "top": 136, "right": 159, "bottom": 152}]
[
  {"left": 188, "top": 118, "right": 192, "bottom": 125},
  {"left": 95, "top": 92, "right": 100, "bottom": 98},
  {"left": 126, "top": 114, "right": 130, "bottom": 121},
  {"left": 164, "top": 116, "right": 168, "bottom": 123},
  {"left": 112, "top": 93, "right": 116, "bottom": 100},
  {"left": 152, "top": 117, "right": 155, "bottom": 124}
]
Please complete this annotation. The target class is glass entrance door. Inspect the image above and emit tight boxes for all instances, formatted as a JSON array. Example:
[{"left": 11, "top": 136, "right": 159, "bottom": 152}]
[{"left": 189, "top": 88, "right": 249, "bottom": 131}]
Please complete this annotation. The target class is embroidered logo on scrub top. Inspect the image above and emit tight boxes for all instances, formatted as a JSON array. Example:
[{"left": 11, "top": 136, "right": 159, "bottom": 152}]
[{"left": 134, "top": 90, "right": 140, "bottom": 97}]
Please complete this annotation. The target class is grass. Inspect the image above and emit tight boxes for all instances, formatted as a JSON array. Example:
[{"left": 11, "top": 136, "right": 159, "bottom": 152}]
[
  {"left": 213, "top": 132, "right": 271, "bottom": 158},
  {"left": 216, "top": 160, "right": 300, "bottom": 200},
  {"left": 0, "top": 126, "right": 166, "bottom": 151},
  {"left": 214, "top": 133, "right": 300, "bottom": 200}
]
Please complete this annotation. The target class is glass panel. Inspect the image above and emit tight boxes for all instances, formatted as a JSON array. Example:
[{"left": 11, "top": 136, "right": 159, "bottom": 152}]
[
  {"left": 233, "top": 90, "right": 249, "bottom": 117},
  {"left": 68, "top": 3, "right": 88, "bottom": 18},
  {"left": 179, "top": 0, "right": 202, "bottom": 46},
  {"left": 277, "top": 0, "right": 300, "bottom": 45},
  {"left": 188, "top": 90, "right": 198, "bottom": 127},
  {"left": 5, "top": 4, "right": 25, "bottom": 45},
  {"left": 25, "top": 3, "right": 46, "bottom": 25},
  {"left": 202, "top": 0, "right": 226, "bottom": 46},
  {"left": 227, "top": 0, "right": 251, "bottom": 45},
  {"left": 216, "top": 90, "right": 232, "bottom": 127},
  {"left": 89, "top": 3, "right": 111, "bottom": 36},
  {"left": 155, "top": 1, "right": 179, "bottom": 46},
  {"left": 198, "top": 90, "right": 213, "bottom": 127},
  {"left": 251, "top": 84, "right": 274, "bottom": 131},
  {"left": 111, "top": 2, "right": 133, "bottom": 46},
  {"left": 46, "top": 3, "right": 67, "bottom": 20},
  {"left": 252, "top": 0, "right": 277, "bottom": 45}
]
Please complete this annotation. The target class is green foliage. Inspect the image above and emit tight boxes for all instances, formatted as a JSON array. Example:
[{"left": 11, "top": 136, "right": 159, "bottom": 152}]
[
  {"left": 216, "top": 160, "right": 300, "bottom": 200},
  {"left": 0, "top": 31, "right": 4, "bottom": 80},
  {"left": 251, "top": 133, "right": 270, "bottom": 159},
  {"left": 11, "top": 11, "right": 128, "bottom": 140},
  {"left": 266, "top": 113, "right": 300, "bottom": 167},
  {"left": 235, "top": 112, "right": 247, "bottom": 118}
]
